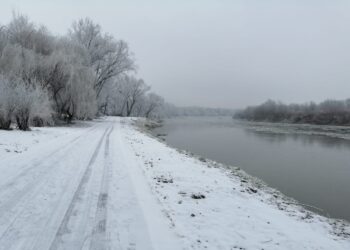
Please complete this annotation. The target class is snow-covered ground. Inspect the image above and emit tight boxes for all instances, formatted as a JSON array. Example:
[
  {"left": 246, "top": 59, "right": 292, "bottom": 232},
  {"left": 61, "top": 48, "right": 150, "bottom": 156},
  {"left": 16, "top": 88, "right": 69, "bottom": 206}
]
[{"left": 0, "top": 117, "right": 349, "bottom": 250}]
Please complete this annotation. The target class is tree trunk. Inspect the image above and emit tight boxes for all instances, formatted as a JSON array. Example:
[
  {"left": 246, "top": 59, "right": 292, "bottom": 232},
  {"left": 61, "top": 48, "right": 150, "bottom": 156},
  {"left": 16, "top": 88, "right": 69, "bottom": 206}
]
[
  {"left": 0, "top": 115, "right": 11, "bottom": 130},
  {"left": 16, "top": 115, "right": 30, "bottom": 131}
]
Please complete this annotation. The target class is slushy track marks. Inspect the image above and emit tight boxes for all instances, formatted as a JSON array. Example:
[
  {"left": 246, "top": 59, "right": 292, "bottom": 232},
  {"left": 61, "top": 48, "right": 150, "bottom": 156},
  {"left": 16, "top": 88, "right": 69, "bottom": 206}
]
[{"left": 49, "top": 125, "right": 112, "bottom": 250}]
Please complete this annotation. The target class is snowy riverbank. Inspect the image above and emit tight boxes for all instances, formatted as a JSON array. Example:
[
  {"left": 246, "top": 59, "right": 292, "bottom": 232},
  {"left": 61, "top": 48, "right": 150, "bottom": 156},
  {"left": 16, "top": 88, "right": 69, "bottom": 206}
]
[{"left": 0, "top": 117, "right": 349, "bottom": 249}]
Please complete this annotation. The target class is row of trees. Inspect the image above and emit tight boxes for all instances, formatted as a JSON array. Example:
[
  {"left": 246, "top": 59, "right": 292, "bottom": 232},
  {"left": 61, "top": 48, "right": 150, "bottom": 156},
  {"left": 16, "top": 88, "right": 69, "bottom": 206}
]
[
  {"left": 0, "top": 13, "right": 164, "bottom": 130},
  {"left": 234, "top": 99, "right": 350, "bottom": 125},
  {"left": 160, "top": 104, "right": 235, "bottom": 117}
]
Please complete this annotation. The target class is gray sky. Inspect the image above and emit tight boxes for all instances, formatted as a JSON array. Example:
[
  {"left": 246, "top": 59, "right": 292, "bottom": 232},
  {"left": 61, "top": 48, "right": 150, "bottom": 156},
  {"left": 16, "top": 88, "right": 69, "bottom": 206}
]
[{"left": 1, "top": 0, "right": 350, "bottom": 109}]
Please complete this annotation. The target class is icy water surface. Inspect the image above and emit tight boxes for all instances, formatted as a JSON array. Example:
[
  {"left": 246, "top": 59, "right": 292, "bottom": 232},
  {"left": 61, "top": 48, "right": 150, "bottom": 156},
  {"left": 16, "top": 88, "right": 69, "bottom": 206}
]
[{"left": 152, "top": 116, "right": 350, "bottom": 221}]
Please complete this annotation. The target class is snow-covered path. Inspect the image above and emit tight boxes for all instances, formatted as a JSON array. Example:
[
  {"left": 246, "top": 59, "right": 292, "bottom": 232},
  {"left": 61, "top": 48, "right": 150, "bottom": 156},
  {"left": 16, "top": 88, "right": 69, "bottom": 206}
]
[
  {"left": 0, "top": 117, "right": 349, "bottom": 250},
  {"left": 0, "top": 118, "right": 179, "bottom": 250}
]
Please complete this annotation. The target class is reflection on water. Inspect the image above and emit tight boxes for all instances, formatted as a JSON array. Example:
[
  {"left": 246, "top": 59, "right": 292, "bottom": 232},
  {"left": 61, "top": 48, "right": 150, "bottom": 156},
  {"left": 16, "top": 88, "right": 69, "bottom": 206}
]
[
  {"left": 244, "top": 129, "right": 350, "bottom": 150},
  {"left": 152, "top": 116, "right": 350, "bottom": 222}
]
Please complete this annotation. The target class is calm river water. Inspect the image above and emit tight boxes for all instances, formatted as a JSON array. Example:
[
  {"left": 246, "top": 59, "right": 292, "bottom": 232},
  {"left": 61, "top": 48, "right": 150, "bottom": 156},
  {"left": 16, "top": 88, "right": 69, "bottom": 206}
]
[{"left": 152, "top": 116, "right": 350, "bottom": 222}]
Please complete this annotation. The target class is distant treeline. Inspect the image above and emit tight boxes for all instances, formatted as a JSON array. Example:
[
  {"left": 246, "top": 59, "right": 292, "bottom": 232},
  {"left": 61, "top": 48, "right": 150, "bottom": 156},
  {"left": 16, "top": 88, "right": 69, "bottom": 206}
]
[
  {"left": 234, "top": 99, "right": 350, "bottom": 126},
  {"left": 161, "top": 104, "right": 235, "bottom": 117}
]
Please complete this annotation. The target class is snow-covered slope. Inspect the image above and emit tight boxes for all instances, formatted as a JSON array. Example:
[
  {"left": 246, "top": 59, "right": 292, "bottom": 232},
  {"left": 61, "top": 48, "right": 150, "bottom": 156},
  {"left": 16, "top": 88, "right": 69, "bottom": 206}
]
[{"left": 0, "top": 117, "right": 348, "bottom": 250}]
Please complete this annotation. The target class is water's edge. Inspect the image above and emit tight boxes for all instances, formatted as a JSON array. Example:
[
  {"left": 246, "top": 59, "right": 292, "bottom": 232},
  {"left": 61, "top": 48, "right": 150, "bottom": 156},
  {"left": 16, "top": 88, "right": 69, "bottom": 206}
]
[{"left": 132, "top": 118, "right": 350, "bottom": 239}]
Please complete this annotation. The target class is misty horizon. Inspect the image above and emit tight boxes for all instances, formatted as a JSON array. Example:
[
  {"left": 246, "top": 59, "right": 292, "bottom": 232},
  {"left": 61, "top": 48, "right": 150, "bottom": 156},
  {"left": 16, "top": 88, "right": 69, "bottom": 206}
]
[{"left": 1, "top": 0, "right": 350, "bottom": 109}]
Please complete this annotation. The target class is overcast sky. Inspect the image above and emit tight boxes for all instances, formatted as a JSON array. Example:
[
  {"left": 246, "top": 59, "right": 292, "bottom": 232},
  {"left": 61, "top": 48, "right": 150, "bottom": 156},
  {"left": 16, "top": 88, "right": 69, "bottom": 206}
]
[{"left": 1, "top": 0, "right": 350, "bottom": 109}]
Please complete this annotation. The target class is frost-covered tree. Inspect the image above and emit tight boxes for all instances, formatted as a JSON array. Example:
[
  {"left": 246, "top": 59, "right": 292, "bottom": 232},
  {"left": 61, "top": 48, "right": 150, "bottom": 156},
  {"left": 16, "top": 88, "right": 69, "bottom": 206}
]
[
  {"left": 6, "top": 13, "right": 54, "bottom": 55},
  {"left": 0, "top": 75, "right": 52, "bottom": 130},
  {"left": 0, "top": 12, "right": 167, "bottom": 130},
  {"left": 13, "top": 80, "right": 52, "bottom": 130},
  {"left": 142, "top": 93, "right": 164, "bottom": 118},
  {"left": 97, "top": 80, "right": 119, "bottom": 115},
  {"left": 97, "top": 76, "right": 165, "bottom": 118},
  {"left": 69, "top": 18, "right": 135, "bottom": 97},
  {"left": 0, "top": 25, "right": 8, "bottom": 58},
  {"left": 0, "top": 76, "right": 16, "bottom": 129},
  {"left": 37, "top": 38, "right": 97, "bottom": 122},
  {"left": 113, "top": 76, "right": 150, "bottom": 117},
  {"left": 63, "top": 65, "right": 97, "bottom": 121}
]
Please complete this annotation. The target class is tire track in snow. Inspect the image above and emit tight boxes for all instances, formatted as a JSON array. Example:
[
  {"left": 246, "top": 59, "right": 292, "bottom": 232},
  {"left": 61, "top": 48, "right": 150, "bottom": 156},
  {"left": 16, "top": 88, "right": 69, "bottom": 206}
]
[
  {"left": 0, "top": 124, "right": 98, "bottom": 196},
  {"left": 1, "top": 123, "right": 98, "bottom": 179},
  {"left": 0, "top": 124, "right": 99, "bottom": 216},
  {"left": 49, "top": 125, "right": 112, "bottom": 250},
  {"left": 89, "top": 124, "right": 114, "bottom": 250},
  {"left": 0, "top": 125, "right": 102, "bottom": 246}
]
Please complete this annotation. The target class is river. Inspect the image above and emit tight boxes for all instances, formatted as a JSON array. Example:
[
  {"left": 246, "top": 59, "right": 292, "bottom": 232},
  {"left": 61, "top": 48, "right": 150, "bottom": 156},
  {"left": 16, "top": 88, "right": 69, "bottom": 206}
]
[{"left": 152, "top": 116, "right": 350, "bottom": 222}]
